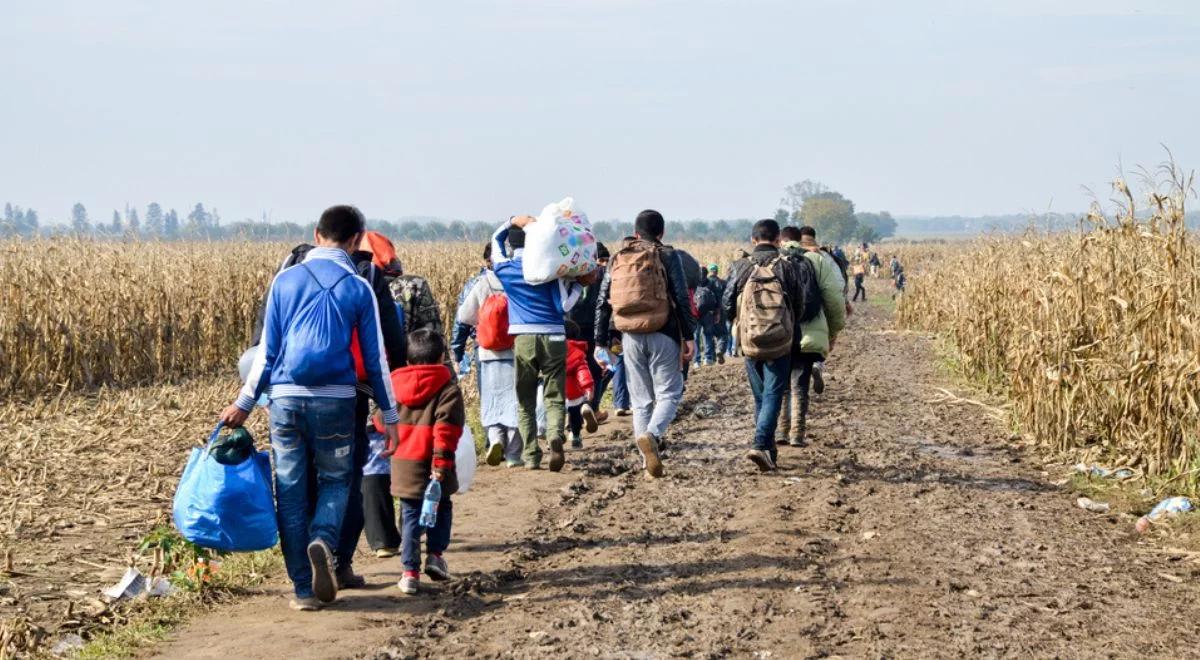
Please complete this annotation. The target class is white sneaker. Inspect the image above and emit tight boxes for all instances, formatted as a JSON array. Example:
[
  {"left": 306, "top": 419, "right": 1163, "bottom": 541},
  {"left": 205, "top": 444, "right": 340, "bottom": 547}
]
[
  {"left": 746, "top": 449, "right": 777, "bottom": 472},
  {"left": 398, "top": 574, "right": 419, "bottom": 595}
]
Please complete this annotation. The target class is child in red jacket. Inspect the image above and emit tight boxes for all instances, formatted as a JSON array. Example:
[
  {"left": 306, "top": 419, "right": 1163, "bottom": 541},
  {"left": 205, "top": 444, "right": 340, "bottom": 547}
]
[
  {"left": 564, "top": 321, "right": 597, "bottom": 449},
  {"left": 377, "top": 329, "right": 465, "bottom": 595}
]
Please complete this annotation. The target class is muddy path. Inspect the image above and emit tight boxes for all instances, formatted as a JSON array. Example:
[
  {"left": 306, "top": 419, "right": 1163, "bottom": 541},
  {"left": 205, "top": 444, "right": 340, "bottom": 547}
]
[{"left": 154, "top": 298, "right": 1200, "bottom": 659}]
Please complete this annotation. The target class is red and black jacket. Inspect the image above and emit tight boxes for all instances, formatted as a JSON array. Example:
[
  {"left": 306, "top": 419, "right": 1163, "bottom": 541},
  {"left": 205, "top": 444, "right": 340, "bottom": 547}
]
[{"left": 378, "top": 364, "right": 465, "bottom": 500}]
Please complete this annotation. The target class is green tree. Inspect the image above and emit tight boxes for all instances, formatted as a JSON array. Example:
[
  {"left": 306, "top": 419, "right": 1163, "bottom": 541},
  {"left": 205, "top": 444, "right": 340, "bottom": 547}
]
[
  {"left": 145, "top": 202, "right": 164, "bottom": 236},
  {"left": 780, "top": 180, "right": 830, "bottom": 216},
  {"left": 774, "top": 208, "right": 789, "bottom": 224},
  {"left": 127, "top": 207, "right": 140, "bottom": 235},
  {"left": 111, "top": 210, "right": 123, "bottom": 234},
  {"left": 71, "top": 203, "right": 91, "bottom": 235},
  {"left": 853, "top": 211, "right": 897, "bottom": 243},
  {"left": 164, "top": 208, "right": 180, "bottom": 239},
  {"left": 20, "top": 208, "right": 38, "bottom": 236},
  {"left": 799, "top": 191, "right": 857, "bottom": 244},
  {"left": 186, "top": 203, "right": 211, "bottom": 235}
]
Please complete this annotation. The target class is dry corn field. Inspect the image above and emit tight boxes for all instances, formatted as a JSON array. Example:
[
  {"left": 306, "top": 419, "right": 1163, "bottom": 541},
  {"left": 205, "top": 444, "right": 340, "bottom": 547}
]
[{"left": 898, "top": 180, "right": 1200, "bottom": 485}]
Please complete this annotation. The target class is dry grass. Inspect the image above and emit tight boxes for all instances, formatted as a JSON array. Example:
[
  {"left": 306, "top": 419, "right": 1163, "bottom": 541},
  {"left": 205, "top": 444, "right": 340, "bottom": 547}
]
[{"left": 898, "top": 170, "right": 1200, "bottom": 486}]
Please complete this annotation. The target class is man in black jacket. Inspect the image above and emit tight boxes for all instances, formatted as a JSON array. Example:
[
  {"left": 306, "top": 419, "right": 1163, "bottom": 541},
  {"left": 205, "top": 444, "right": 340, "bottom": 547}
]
[
  {"left": 250, "top": 235, "right": 406, "bottom": 588},
  {"left": 594, "top": 210, "right": 695, "bottom": 479},
  {"left": 723, "top": 219, "right": 806, "bottom": 472}
]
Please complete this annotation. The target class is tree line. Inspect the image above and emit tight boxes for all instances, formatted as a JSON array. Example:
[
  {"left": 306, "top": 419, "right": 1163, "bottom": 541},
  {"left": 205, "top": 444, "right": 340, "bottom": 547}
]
[{"left": 2, "top": 182, "right": 901, "bottom": 244}]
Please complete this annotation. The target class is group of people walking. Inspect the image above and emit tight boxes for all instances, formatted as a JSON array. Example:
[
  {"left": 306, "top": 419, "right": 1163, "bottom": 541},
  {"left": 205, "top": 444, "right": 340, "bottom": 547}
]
[{"left": 217, "top": 205, "right": 863, "bottom": 611}]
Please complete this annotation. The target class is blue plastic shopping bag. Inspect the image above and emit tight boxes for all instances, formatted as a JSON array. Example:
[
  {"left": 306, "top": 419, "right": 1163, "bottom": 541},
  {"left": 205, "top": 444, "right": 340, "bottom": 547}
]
[{"left": 172, "top": 422, "right": 278, "bottom": 552}]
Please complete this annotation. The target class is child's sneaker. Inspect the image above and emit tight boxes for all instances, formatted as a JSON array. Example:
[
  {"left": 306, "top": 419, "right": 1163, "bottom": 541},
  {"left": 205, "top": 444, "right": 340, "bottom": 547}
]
[
  {"left": 569, "top": 431, "right": 583, "bottom": 449},
  {"left": 398, "top": 571, "right": 420, "bottom": 595},
  {"left": 581, "top": 404, "right": 599, "bottom": 433},
  {"left": 485, "top": 440, "right": 504, "bottom": 466},
  {"left": 424, "top": 554, "right": 452, "bottom": 581}
]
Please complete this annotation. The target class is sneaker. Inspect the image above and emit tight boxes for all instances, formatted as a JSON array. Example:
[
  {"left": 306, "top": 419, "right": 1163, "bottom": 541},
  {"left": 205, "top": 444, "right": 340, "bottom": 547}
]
[
  {"left": 569, "top": 432, "right": 583, "bottom": 450},
  {"left": 636, "top": 434, "right": 665, "bottom": 478},
  {"left": 581, "top": 404, "right": 599, "bottom": 433},
  {"left": 812, "top": 363, "right": 826, "bottom": 394},
  {"left": 289, "top": 596, "right": 321, "bottom": 611},
  {"left": 789, "top": 435, "right": 808, "bottom": 448},
  {"left": 595, "top": 410, "right": 609, "bottom": 424},
  {"left": 398, "top": 572, "right": 419, "bottom": 595},
  {"left": 306, "top": 539, "right": 337, "bottom": 603},
  {"left": 548, "top": 438, "right": 566, "bottom": 472},
  {"left": 615, "top": 408, "right": 631, "bottom": 417},
  {"left": 506, "top": 459, "right": 526, "bottom": 468},
  {"left": 424, "top": 555, "right": 451, "bottom": 581},
  {"left": 747, "top": 449, "right": 777, "bottom": 472},
  {"left": 777, "top": 436, "right": 792, "bottom": 447},
  {"left": 336, "top": 566, "right": 366, "bottom": 590},
  {"left": 374, "top": 547, "right": 398, "bottom": 559},
  {"left": 717, "top": 354, "right": 726, "bottom": 365},
  {"left": 485, "top": 440, "right": 504, "bottom": 467}
]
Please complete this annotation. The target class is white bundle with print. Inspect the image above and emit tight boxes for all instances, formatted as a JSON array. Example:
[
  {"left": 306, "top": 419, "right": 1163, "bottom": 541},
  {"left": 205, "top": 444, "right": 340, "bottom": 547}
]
[{"left": 521, "top": 197, "right": 599, "bottom": 284}]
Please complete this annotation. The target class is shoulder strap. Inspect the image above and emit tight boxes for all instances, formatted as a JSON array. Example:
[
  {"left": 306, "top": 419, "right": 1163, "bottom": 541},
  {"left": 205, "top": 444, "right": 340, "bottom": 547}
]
[{"left": 300, "top": 262, "right": 353, "bottom": 292}]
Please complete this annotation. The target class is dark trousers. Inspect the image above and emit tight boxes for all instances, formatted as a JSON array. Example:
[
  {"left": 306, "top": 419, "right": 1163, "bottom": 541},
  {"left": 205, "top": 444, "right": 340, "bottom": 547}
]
[
  {"left": 585, "top": 339, "right": 606, "bottom": 409},
  {"left": 853, "top": 275, "right": 866, "bottom": 302},
  {"left": 362, "top": 474, "right": 400, "bottom": 551},
  {"left": 399, "top": 497, "right": 453, "bottom": 573},
  {"left": 611, "top": 353, "right": 630, "bottom": 409},
  {"left": 568, "top": 405, "right": 584, "bottom": 436},
  {"left": 745, "top": 354, "right": 792, "bottom": 454},
  {"left": 781, "top": 352, "right": 820, "bottom": 440}
]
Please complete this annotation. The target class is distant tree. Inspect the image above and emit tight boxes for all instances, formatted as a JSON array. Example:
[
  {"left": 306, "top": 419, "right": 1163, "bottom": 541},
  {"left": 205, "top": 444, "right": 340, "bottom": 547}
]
[
  {"left": 164, "top": 208, "right": 180, "bottom": 239},
  {"left": 71, "top": 203, "right": 91, "bottom": 235},
  {"left": 111, "top": 210, "right": 123, "bottom": 234},
  {"left": 799, "top": 191, "right": 857, "bottom": 244},
  {"left": 127, "top": 207, "right": 140, "bottom": 235},
  {"left": 854, "top": 211, "right": 897, "bottom": 243},
  {"left": 774, "top": 208, "right": 789, "bottom": 224},
  {"left": 21, "top": 208, "right": 38, "bottom": 236},
  {"left": 186, "top": 203, "right": 211, "bottom": 236},
  {"left": 144, "top": 203, "right": 164, "bottom": 236},
  {"left": 781, "top": 180, "right": 830, "bottom": 216}
]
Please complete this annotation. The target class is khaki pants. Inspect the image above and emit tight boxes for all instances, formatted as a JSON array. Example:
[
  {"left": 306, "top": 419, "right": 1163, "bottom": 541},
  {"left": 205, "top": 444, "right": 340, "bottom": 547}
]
[{"left": 514, "top": 334, "right": 566, "bottom": 465}]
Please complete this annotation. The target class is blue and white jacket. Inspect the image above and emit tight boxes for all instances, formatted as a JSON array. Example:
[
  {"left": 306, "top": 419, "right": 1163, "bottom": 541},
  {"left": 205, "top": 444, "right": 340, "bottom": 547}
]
[
  {"left": 237, "top": 247, "right": 400, "bottom": 424},
  {"left": 492, "top": 221, "right": 581, "bottom": 335}
]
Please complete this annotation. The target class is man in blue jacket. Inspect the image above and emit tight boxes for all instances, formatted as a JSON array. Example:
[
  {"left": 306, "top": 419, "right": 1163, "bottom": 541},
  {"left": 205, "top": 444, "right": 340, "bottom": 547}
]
[
  {"left": 221, "top": 205, "right": 401, "bottom": 611},
  {"left": 491, "top": 216, "right": 589, "bottom": 472}
]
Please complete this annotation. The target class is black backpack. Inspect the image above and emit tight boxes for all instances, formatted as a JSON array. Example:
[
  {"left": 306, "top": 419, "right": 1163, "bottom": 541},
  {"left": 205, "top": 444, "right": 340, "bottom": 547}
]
[
  {"left": 693, "top": 285, "right": 717, "bottom": 316},
  {"left": 792, "top": 255, "right": 824, "bottom": 323}
]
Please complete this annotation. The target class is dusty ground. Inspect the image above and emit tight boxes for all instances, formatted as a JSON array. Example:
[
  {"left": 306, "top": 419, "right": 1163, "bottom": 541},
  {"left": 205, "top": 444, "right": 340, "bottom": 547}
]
[{"left": 144, "top": 295, "right": 1200, "bottom": 659}]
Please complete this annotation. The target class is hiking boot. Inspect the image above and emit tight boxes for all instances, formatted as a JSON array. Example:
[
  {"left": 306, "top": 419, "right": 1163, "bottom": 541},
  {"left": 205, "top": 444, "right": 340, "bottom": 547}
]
[
  {"left": 398, "top": 573, "right": 419, "bottom": 595},
  {"left": 374, "top": 547, "right": 398, "bottom": 559},
  {"left": 307, "top": 539, "right": 337, "bottom": 603},
  {"left": 636, "top": 434, "right": 665, "bottom": 478},
  {"left": 812, "top": 363, "right": 826, "bottom": 394},
  {"left": 424, "top": 555, "right": 452, "bottom": 581},
  {"left": 485, "top": 440, "right": 504, "bottom": 467},
  {"left": 747, "top": 449, "right": 777, "bottom": 472},
  {"left": 789, "top": 435, "right": 808, "bottom": 448},
  {"left": 548, "top": 438, "right": 566, "bottom": 472},
  {"left": 289, "top": 596, "right": 321, "bottom": 611},
  {"left": 581, "top": 404, "right": 599, "bottom": 433},
  {"left": 569, "top": 432, "right": 583, "bottom": 449},
  {"left": 336, "top": 566, "right": 366, "bottom": 590},
  {"left": 615, "top": 408, "right": 631, "bottom": 417}
]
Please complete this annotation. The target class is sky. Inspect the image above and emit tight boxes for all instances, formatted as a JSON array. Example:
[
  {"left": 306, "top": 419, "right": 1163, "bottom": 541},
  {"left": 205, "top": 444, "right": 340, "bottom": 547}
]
[{"left": 3, "top": 0, "right": 1199, "bottom": 225}]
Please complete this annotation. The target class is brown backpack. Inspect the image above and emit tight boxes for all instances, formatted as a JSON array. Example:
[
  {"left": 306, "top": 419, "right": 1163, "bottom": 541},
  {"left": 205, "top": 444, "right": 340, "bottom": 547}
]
[
  {"left": 738, "top": 257, "right": 794, "bottom": 360},
  {"left": 610, "top": 239, "right": 670, "bottom": 333}
]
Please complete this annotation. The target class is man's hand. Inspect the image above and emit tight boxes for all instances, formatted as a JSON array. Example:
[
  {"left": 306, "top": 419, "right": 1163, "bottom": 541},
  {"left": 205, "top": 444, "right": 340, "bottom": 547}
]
[
  {"left": 577, "top": 268, "right": 600, "bottom": 287},
  {"left": 431, "top": 467, "right": 446, "bottom": 482},
  {"left": 219, "top": 404, "right": 250, "bottom": 428},
  {"left": 681, "top": 340, "right": 695, "bottom": 366},
  {"left": 510, "top": 215, "right": 536, "bottom": 229},
  {"left": 381, "top": 422, "right": 401, "bottom": 457}
]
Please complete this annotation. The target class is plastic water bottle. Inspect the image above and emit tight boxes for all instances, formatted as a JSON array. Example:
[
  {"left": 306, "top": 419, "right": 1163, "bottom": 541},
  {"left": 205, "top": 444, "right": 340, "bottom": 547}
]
[
  {"left": 457, "top": 355, "right": 472, "bottom": 378},
  {"left": 419, "top": 480, "right": 441, "bottom": 528},
  {"left": 1135, "top": 496, "right": 1193, "bottom": 534},
  {"left": 595, "top": 347, "right": 613, "bottom": 371}
]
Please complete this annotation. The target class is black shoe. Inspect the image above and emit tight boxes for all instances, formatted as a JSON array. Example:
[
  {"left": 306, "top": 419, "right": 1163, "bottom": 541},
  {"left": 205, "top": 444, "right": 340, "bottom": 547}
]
[
  {"left": 812, "top": 364, "right": 826, "bottom": 394},
  {"left": 336, "top": 566, "right": 366, "bottom": 590},
  {"left": 307, "top": 539, "right": 337, "bottom": 603},
  {"left": 777, "top": 437, "right": 791, "bottom": 447}
]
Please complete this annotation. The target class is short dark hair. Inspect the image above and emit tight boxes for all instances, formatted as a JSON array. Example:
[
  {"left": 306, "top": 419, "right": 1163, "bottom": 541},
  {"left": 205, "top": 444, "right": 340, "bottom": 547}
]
[
  {"left": 596, "top": 242, "right": 610, "bottom": 260},
  {"left": 482, "top": 242, "right": 492, "bottom": 261},
  {"left": 407, "top": 328, "right": 445, "bottom": 365},
  {"left": 635, "top": 210, "right": 665, "bottom": 239},
  {"left": 317, "top": 205, "right": 366, "bottom": 243},
  {"left": 564, "top": 319, "right": 582, "bottom": 341},
  {"left": 751, "top": 219, "right": 780, "bottom": 243},
  {"left": 507, "top": 225, "right": 526, "bottom": 250},
  {"left": 780, "top": 225, "right": 802, "bottom": 242},
  {"left": 799, "top": 225, "right": 817, "bottom": 239}
]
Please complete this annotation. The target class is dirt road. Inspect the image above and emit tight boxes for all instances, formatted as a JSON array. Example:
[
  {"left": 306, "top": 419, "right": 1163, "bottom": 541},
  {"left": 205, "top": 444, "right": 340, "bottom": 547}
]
[{"left": 154, "top": 298, "right": 1200, "bottom": 659}]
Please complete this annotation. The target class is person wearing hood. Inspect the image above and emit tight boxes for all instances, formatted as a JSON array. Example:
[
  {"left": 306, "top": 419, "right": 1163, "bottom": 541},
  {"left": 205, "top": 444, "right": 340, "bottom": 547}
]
[
  {"left": 381, "top": 329, "right": 465, "bottom": 596},
  {"left": 564, "top": 321, "right": 598, "bottom": 448}
]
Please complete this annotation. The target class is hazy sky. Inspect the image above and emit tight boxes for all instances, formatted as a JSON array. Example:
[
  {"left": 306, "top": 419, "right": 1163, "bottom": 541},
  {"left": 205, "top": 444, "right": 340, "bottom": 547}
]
[{"left": 3, "top": 1, "right": 1199, "bottom": 225}]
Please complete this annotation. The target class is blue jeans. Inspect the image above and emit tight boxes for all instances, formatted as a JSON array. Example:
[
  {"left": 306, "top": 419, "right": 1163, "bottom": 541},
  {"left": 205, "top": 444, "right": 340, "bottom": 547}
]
[
  {"left": 269, "top": 396, "right": 356, "bottom": 598},
  {"left": 399, "top": 497, "right": 453, "bottom": 573},
  {"left": 693, "top": 319, "right": 717, "bottom": 365},
  {"left": 745, "top": 355, "right": 791, "bottom": 453},
  {"left": 331, "top": 394, "right": 370, "bottom": 570},
  {"left": 611, "top": 353, "right": 631, "bottom": 410}
]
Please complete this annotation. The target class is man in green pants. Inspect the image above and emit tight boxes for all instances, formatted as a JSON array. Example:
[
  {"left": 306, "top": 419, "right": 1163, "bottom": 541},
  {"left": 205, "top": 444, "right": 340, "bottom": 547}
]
[{"left": 490, "top": 216, "right": 591, "bottom": 471}]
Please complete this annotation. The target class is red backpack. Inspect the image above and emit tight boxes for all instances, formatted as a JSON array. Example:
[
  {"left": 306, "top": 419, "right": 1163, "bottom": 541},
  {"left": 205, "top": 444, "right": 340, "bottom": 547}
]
[{"left": 476, "top": 281, "right": 514, "bottom": 351}]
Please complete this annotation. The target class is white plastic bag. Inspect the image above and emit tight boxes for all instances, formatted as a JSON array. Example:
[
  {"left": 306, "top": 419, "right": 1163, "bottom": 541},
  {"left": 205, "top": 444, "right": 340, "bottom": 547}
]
[
  {"left": 522, "top": 197, "right": 599, "bottom": 284},
  {"left": 455, "top": 426, "right": 477, "bottom": 493}
]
